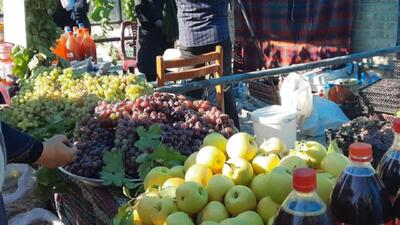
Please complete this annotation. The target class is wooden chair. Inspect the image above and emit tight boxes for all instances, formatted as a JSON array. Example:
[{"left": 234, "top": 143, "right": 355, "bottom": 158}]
[
  {"left": 156, "top": 46, "right": 225, "bottom": 110},
  {"left": 120, "top": 21, "right": 138, "bottom": 72}
]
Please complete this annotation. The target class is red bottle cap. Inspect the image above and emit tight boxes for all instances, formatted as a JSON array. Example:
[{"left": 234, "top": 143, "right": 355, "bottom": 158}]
[
  {"left": 293, "top": 168, "right": 317, "bottom": 193},
  {"left": 393, "top": 118, "right": 400, "bottom": 133},
  {"left": 349, "top": 142, "right": 372, "bottom": 162}
]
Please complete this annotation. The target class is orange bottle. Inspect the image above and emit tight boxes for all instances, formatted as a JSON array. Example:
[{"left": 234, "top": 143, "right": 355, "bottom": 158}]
[
  {"left": 81, "top": 28, "right": 97, "bottom": 63},
  {"left": 52, "top": 27, "right": 68, "bottom": 60},
  {"left": 77, "top": 23, "right": 86, "bottom": 59},
  {"left": 65, "top": 27, "right": 83, "bottom": 61}
]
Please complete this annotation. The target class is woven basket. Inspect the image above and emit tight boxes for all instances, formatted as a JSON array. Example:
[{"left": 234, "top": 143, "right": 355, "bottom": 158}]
[{"left": 360, "top": 79, "right": 400, "bottom": 115}]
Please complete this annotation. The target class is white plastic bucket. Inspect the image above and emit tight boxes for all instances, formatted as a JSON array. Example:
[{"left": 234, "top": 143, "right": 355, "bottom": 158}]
[{"left": 251, "top": 105, "right": 297, "bottom": 149}]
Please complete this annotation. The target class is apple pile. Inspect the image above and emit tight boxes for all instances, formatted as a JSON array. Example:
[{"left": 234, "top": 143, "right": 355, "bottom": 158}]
[{"left": 132, "top": 133, "right": 350, "bottom": 225}]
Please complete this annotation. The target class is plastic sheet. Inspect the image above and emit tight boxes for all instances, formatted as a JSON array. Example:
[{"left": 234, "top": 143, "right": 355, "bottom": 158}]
[
  {"left": 3, "top": 164, "right": 34, "bottom": 205},
  {"left": 9, "top": 208, "right": 64, "bottom": 225}
]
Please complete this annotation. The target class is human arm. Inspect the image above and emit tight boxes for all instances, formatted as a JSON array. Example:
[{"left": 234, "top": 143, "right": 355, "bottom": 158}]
[{"left": 1, "top": 122, "right": 76, "bottom": 168}]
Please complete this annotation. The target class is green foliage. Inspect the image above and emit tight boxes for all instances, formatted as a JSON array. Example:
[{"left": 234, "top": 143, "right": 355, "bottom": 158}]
[
  {"left": 33, "top": 167, "right": 72, "bottom": 201},
  {"left": 101, "top": 149, "right": 137, "bottom": 188},
  {"left": 121, "top": 0, "right": 136, "bottom": 21},
  {"left": 89, "top": 0, "right": 115, "bottom": 35},
  {"left": 25, "top": 0, "right": 60, "bottom": 49}
]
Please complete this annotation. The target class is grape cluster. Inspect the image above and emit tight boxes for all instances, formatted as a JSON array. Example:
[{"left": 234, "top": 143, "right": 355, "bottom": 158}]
[
  {"left": 68, "top": 92, "right": 236, "bottom": 178},
  {"left": 333, "top": 117, "right": 394, "bottom": 167},
  {"left": 1, "top": 67, "right": 152, "bottom": 140}
]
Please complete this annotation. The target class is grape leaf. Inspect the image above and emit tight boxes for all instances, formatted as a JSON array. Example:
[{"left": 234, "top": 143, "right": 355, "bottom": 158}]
[
  {"left": 136, "top": 152, "right": 149, "bottom": 163},
  {"left": 101, "top": 150, "right": 132, "bottom": 187},
  {"left": 112, "top": 202, "right": 135, "bottom": 225},
  {"left": 100, "top": 170, "right": 125, "bottom": 187},
  {"left": 135, "top": 125, "right": 162, "bottom": 151},
  {"left": 138, "top": 161, "right": 153, "bottom": 179},
  {"left": 150, "top": 145, "right": 187, "bottom": 164}
]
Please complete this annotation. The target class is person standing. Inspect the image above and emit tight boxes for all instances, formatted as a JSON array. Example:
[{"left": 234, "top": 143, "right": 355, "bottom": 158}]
[
  {"left": 53, "top": 0, "right": 91, "bottom": 32},
  {"left": 135, "top": 0, "right": 174, "bottom": 81},
  {"left": 175, "top": 0, "right": 240, "bottom": 129}
]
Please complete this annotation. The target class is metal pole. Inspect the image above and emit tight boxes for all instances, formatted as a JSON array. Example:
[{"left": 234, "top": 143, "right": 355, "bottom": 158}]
[{"left": 155, "top": 45, "right": 400, "bottom": 93}]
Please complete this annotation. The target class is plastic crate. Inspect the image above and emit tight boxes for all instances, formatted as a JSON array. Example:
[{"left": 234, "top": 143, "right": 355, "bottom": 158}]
[
  {"left": 360, "top": 79, "right": 400, "bottom": 115},
  {"left": 248, "top": 79, "right": 281, "bottom": 105}
]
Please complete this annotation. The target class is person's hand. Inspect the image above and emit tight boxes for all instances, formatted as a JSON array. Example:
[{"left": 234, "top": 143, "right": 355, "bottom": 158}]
[{"left": 35, "top": 135, "right": 77, "bottom": 168}]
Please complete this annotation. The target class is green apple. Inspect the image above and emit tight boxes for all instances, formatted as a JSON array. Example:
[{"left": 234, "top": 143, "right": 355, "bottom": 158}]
[
  {"left": 236, "top": 211, "right": 264, "bottom": 225},
  {"left": 296, "top": 141, "right": 327, "bottom": 169},
  {"left": 176, "top": 181, "right": 208, "bottom": 215},
  {"left": 196, "top": 146, "right": 226, "bottom": 173},
  {"left": 185, "top": 164, "right": 213, "bottom": 187},
  {"left": 252, "top": 153, "right": 280, "bottom": 174},
  {"left": 200, "top": 222, "right": 219, "bottom": 225},
  {"left": 144, "top": 166, "right": 172, "bottom": 190},
  {"left": 316, "top": 173, "right": 335, "bottom": 205},
  {"left": 136, "top": 196, "right": 178, "bottom": 225},
  {"left": 257, "top": 196, "right": 280, "bottom": 224},
  {"left": 170, "top": 165, "right": 185, "bottom": 178},
  {"left": 220, "top": 218, "right": 247, "bottom": 225},
  {"left": 278, "top": 155, "right": 308, "bottom": 173},
  {"left": 321, "top": 152, "right": 350, "bottom": 177},
  {"left": 152, "top": 198, "right": 179, "bottom": 225},
  {"left": 224, "top": 185, "right": 257, "bottom": 216},
  {"left": 267, "top": 216, "right": 276, "bottom": 225},
  {"left": 165, "top": 212, "right": 194, "bottom": 225},
  {"left": 184, "top": 152, "right": 198, "bottom": 172},
  {"left": 222, "top": 158, "right": 254, "bottom": 186},
  {"left": 259, "top": 137, "right": 288, "bottom": 156},
  {"left": 206, "top": 175, "right": 235, "bottom": 202},
  {"left": 265, "top": 167, "right": 293, "bottom": 204},
  {"left": 203, "top": 132, "right": 228, "bottom": 152},
  {"left": 226, "top": 132, "right": 258, "bottom": 161},
  {"left": 197, "top": 201, "right": 229, "bottom": 224},
  {"left": 250, "top": 173, "right": 270, "bottom": 200}
]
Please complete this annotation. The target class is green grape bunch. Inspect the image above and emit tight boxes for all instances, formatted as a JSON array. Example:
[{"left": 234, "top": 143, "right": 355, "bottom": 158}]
[{"left": 1, "top": 67, "right": 153, "bottom": 140}]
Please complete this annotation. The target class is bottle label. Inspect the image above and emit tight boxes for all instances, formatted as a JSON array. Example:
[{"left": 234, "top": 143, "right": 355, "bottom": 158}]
[{"left": 336, "top": 221, "right": 393, "bottom": 225}]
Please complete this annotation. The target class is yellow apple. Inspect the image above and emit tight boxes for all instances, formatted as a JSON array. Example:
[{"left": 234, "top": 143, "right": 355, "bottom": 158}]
[
  {"left": 220, "top": 218, "right": 247, "bottom": 225},
  {"left": 278, "top": 155, "right": 308, "bottom": 173},
  {"left": 316, "top": 173, "right": 335, "bottom": 205},
  {"left": 164, "top": 212, "right": 194, "bottom": 225},
  {"left": 252, "top": 153, "right": 280, "bottom": 174},
  {"left": 203, "top": 132, "right": 228, "bottom": 152},
  {"left": 259, "top": 137, "right": 288, "bottom": 156},
  {"left": 222, "top": 158, "right": 254, "bottom": 186},
  {"left": 170, "top": 165, "right": 185, "bottom": 178},
  {"left": 257, "top": 196, "right": 280, "bottom": 224},
  {"left": 224, "top": 185, "right": 257, "bottom": 216},
  {"left": 264, "top": 167, "right": 292, "bottom": 204},
  {"left": 184, "top": 152, "right": 198, "bottom": 172},
  {"left": 196, "top": 146, "right": 226, "bottom": 173},
  {"left": 226, "top": 132, "right": 258, "bottom": 161},
  {"left": 137, "top": 196, "right": 178, "bottom": 225},
  {"left": 250, "top": 173, "right": 270, "bottom": 200},
  {"left": 144, "top": 167, "right": 172, "bottom": 190},
  {"left": 320, "top": 152, "right": 350, "bottom": 177},
  {"left": 236, "top": 211, "right": 264, "bottom": 225},
  {"left": 162, "top": 178, "right": 185, "bottom": 189},
  {"left": 185, "top": 164, "right": 213, "bottom": 187},
  {"left": 176, "top": 182, "right": 208, "bottom": 215},
  {"left": 197, "top": 201, "right": 229, "bottom": 224},
  {"left": 133, "top": 210, "right": 142, "bottom": 225},
  {"left": 296, "top": 141, "right": 327, "bottom": 169}
]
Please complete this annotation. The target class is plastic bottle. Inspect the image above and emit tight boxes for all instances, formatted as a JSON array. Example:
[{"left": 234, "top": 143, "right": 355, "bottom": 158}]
[
  {"left": 73, "top": 26, "right": 79, "bottom": 37},
  {"left": 76, "top": 23, "right": 86, "bottom": 59},
  {"left": 274, "top": 168, "right": 333, "bottom": 225},
  {"left": 52, "top": 27, "right": 69, "bottom": 60},
  {"left": 81, "top": 28, "right": 97, "bottom": 63},
  {"left": 331, "top": 142, "right": 393, "bottom": 225},
  {"left": 377, "top": 118, "right": 400, "bottom": 198},
  {"left": 65, "top": 27, "right": 82, "bottom": 61},
  {"left": 394, "top": 191, "right": 400, "bottom": 225}
]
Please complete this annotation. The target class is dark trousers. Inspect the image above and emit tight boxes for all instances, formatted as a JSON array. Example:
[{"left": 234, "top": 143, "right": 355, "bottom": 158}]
[{"left": 180, "top": 39, "right": 240, "bottom": 129}]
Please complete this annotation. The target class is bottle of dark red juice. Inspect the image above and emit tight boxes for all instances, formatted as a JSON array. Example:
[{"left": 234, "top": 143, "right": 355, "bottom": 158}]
[
  {"left": 394, "top": 190, "right": 400, "bottom": 225},
  {"left": 377, "top": 118, "right": 400, "bottom": 198},
  {"left": 331, "top": 142, "right": 393, "bottom": 225},
  {"left": 274, "top": 168, "right": 333, "bottom": 225}
]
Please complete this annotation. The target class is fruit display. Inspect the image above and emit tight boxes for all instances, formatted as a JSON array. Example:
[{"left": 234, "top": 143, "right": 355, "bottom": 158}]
[
  {"left": 1, "top": 67, "right": 153, "bottom": 140},
  {"left": 329, "top": 117, "right": 394, "bottom": 167},
  {"left": 131, "top": 134, "right": 348, "bottom": 225},
  {"left": 65, "top": 92, "right": 236, "bottom": 179}
]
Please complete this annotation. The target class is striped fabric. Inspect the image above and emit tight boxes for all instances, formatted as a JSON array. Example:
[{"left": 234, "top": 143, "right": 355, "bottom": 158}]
[
  {"left": 176, "top": 0, "right": 230, "bottom": 47},
  {"left": 235, "top": 0, "right": 354, "bottom": 47}
]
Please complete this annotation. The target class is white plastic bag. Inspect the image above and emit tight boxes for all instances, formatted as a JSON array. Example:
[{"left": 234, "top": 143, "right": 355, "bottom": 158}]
[
  {"left": 301, "top": 96, "right": 349, "bottom": 136},
  {"left": 3, "top": 164, "right": 34, "bottom": 205},
  {"left": 9, "top": 208, "right": 65, "bottom": 225},
  {"left": 280, "top": 72, "right": 313, "bottom": 126}
]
